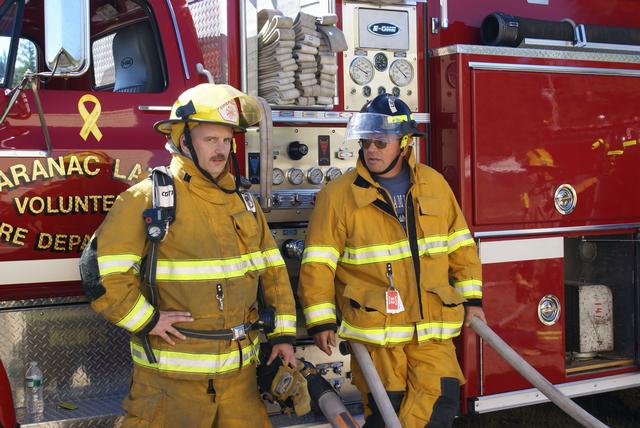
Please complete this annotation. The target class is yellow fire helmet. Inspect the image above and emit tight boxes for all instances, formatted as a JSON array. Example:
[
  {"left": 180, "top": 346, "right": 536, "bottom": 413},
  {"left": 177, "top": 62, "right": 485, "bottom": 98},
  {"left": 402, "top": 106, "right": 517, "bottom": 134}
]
[{"left": 154, "top": 83, "right": 262, "bottom": 146}]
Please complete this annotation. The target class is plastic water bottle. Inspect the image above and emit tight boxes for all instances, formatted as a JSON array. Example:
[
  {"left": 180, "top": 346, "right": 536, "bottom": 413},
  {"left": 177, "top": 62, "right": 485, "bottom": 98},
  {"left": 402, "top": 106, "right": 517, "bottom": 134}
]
[{"left": 25, "top": 361, "right": 44, "bottom": 419}]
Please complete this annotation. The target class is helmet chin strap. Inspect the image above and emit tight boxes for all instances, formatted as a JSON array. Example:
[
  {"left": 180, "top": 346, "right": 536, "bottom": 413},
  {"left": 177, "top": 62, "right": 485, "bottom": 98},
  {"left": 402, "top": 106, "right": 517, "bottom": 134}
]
[{"left": 181, "top": 123, "right": 239, "bottom": 194}]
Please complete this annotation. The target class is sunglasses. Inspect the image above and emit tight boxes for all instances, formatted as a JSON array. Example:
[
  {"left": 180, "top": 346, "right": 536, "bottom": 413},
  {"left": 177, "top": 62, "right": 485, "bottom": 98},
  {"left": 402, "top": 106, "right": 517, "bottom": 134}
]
[{"left": 359, "top": 139, "right": 391, "bottom": 150}]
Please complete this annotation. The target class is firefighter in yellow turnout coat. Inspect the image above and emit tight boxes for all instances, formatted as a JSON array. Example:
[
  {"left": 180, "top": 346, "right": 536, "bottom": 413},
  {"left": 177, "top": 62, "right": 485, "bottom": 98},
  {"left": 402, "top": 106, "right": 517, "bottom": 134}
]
[
  {"left": 298, "top": 94, "right": 485, "bottom": 427},
  {"left": 90, "top": 85, "right": 296, "bottom": 427}
]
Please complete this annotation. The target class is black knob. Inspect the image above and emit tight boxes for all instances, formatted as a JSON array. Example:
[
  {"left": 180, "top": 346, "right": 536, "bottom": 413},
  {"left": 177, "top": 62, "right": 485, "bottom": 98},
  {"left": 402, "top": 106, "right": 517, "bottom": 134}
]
[{"left": 288, "top": 141, "right": 309, "bottom": 160}]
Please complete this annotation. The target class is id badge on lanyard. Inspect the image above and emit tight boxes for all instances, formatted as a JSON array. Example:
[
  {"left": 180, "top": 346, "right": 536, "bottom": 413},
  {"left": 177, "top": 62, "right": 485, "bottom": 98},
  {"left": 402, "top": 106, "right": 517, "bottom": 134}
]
[{"left": 385, "top": 263, "right": 404, "bottom": 314}]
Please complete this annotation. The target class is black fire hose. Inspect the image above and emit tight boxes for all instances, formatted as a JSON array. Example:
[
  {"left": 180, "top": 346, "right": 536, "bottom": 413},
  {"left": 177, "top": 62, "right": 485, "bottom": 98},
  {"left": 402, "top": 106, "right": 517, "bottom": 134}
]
[
  {"left": 481, "top": 11, "right": 640, "bottom": 47},
  {"left": 304, "top": 367, "right": 361, "bottom": 428}
]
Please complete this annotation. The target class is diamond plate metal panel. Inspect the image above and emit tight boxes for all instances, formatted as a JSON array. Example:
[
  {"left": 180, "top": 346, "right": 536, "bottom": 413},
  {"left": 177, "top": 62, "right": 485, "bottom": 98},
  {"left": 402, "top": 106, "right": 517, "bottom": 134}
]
[
  {"left": 0, "top": 296, "right": 87, "bottom": 309},
  {"left": 17, "top": 396, "right": 124, "bottom": 427},
  {"left": 188, "top": 0, "right": 228, "bottom": 84},
  {"left": 0, "top": 302, "right": 131, "bottom": 413},
  {"left": 92, "top": 34, "right": 116, "bottom": 87}
]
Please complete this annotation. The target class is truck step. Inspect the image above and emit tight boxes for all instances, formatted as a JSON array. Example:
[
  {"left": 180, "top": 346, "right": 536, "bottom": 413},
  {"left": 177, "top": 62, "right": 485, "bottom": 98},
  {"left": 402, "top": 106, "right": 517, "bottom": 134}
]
[{"left": 17, "top": 394, "right": 124, "bottom": 428}]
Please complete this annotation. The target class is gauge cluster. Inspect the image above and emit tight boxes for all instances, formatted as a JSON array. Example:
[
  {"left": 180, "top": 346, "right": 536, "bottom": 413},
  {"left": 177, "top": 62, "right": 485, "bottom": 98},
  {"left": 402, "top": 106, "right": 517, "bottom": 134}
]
[
  {"left": 245, "top": 127, "right": 359, "bottom": 215},
  {"left": 342, "top": 3, "right": 419, "bottom": 111}
]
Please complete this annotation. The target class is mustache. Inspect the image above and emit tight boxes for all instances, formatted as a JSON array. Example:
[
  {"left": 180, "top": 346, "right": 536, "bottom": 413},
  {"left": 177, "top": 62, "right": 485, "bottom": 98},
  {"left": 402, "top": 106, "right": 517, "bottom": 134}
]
[{"left": 210, "top": 155, "right": 227, "bottom": 161}]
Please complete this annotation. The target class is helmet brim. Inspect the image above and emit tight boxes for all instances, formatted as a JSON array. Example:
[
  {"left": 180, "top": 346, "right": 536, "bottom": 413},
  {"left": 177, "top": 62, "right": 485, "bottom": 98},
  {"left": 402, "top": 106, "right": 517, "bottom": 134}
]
[{"left": 154, "top": 118, "right": 246, "bottom": 135}]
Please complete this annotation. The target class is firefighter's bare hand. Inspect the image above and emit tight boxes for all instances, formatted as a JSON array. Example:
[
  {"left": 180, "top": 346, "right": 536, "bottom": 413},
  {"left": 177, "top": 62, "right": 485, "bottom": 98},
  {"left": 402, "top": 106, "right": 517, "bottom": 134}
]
[
  {"left": 268, "top": 343, "right": 296, "bottom": 367},
  {"left": 149, "top": 311, "right": 194, "bottom": 346},
  {"left": 464, "top": 306, "right": 486, "bottom": 327},
  {"left": 313, "top": 330, "right": 336, "bottom": 356}
]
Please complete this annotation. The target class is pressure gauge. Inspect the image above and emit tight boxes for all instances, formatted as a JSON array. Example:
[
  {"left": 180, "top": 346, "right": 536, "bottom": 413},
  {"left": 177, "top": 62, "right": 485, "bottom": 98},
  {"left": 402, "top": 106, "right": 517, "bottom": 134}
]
[
  {"left": 272, "top": 168, "right": 285, "bottom": 185},
  {"left": 326, "top": 167, "right": 342, "bottom": 182},
  {"left": 349, "top": 57, "right": 374, "bottom": 86},
  {"left": 307, "top": 167, "right": 324, "bottom": 185},
  {"left": 373, "top": 53, "right": 388, "bottom": 72},
  {"left": 287, "top": 168, "right": 304, "bottom": 185},
  {"left": 389, "top": 59, "right": 414, "bottom": 87}
]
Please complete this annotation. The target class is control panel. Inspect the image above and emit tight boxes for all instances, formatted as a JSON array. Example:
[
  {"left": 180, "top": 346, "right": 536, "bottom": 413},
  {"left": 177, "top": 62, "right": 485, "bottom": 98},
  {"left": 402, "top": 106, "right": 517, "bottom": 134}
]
[
  {"left": 245, "top": 126, "right": 358, "bottom": 222},
  {"left": 342, "top": 2, "right": 419, "bottom": 111}
]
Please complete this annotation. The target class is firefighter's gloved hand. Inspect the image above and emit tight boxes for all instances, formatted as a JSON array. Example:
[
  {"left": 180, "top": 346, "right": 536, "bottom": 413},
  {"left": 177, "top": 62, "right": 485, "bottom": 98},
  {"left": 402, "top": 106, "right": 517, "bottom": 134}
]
[{"left": 271, "top": 363, "right": 311, "bottom": 416}]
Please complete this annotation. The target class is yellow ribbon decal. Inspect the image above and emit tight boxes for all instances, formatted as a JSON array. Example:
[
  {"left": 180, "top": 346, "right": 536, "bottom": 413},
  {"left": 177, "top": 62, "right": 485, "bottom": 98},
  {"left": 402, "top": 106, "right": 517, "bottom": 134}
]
[{"left": 78, "top": 94, "right": 103, "bottom": 142}]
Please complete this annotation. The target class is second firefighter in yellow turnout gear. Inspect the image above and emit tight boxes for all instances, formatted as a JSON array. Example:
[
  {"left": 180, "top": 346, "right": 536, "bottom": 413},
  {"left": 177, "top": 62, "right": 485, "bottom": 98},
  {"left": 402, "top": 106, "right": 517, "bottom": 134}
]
[{"left": 298, "top": 94, "right": 484, "bottom": 427}]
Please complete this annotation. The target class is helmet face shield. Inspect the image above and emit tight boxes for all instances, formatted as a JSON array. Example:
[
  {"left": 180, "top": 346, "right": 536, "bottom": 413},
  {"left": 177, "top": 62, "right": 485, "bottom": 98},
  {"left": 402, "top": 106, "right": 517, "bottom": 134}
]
[
  {"left": 345, "top": 113, "right": 402, "bottom": 142},
  {"left": 345, "top": 113, "right": 409, "bottom": 143}
]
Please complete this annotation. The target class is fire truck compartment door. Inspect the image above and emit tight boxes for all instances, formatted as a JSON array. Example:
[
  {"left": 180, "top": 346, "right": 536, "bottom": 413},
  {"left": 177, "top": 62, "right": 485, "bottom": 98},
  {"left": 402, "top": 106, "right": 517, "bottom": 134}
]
[{"left": 471, "top": 66, "right": 640, "bottom": 226}]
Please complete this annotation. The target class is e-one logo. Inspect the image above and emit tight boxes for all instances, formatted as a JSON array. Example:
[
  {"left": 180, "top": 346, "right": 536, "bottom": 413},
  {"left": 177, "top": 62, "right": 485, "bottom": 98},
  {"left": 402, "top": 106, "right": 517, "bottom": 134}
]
[{"left": 368, "top": 22, "right": 399, "bottom": 36}]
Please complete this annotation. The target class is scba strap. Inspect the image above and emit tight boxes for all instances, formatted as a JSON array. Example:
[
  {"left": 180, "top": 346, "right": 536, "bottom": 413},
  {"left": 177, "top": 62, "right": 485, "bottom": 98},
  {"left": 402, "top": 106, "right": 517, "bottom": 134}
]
[
  {"left": 139, "top": 167, "right": 176, "bottom": 364},
  {"left": 143, "top": 167, "right": 175, "bottom": 242}
]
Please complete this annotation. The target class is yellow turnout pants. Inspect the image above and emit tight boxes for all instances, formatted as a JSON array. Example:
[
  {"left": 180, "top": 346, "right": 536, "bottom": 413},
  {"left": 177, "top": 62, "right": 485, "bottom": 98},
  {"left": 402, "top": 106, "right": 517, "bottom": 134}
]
[
  {"left": 350, "top": 338, "right": 465, "bottom": 428},
  {"left": 121, "top": 364, "right": 270, "bottom": 428}
]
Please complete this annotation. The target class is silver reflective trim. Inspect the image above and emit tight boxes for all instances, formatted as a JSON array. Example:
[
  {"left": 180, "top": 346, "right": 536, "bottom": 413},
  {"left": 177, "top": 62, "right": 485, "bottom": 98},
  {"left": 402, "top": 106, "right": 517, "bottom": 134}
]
[
  {"left": 0, "top": 149, "right": 48, "bottom": 157},
  {"left": 456, "top": 283, "right": 482, "bottom": 294},
  {"left": 480, "top": 237, "right": 563, "bottom": 264},
  {"left": 521, "top": 37, "right": 640, "bottom": 54},
  {"left": 430, "top": 44, "right": 640, "bottom": 65},
  {"left": 338, "top": 321, "right": 415, "bottom": 345},
  {"left": 138, "top": 105, "right": 172, "bottom": 111},
  {"left": 131, "top": 339, "right": 259, "bottom": 374},
  {"left": 341, "top": 244, "right": 411, "bottom": 262},
  {"left": 156, "top": 256, "right": 266, "bottom": 279},
  {"left": 263, "top": 250, "right": 285, "bottom": 266},
  {"left": 304, "top": 306, "right": 336, "bottom": 324},
  {"left": 165, "top": 0, "right": 190, "bottom": 79},
  {"left": 0, "top": 258, "right": 81, "bottom": 285},
  {"left": 416, "top": 325, "right": 461, "bottom": 338},
  {"left": 302, "top": 248, "right": 340, "bottom": 264},
  {"left": 474, "top": 373, "right": 640, "bottom": 414},
  {"left": 418, "top": 239, "right": 448, "bottom": 253},
  {"left": 474, "top": 223, "right": 640, "bottom": 239},
  {"left": 98, "top": 257, "right": 140, "bottom": 275},
  {"left": 240, "top": 0, "right": 247, "bottom": 92},
  {"left": 469, "top": 61, "right": 640, "bottom": 77},
  {"left": 269, "top": 110, "right": 430, "bottom": 124},
  {"left": 131, "top": 347, "right": 246, "bottom": 371},
  {"left": 448, "top": 232, "right": 473, "bottom": 247},
  {"left": 275, "top": 318, "right": 296, "bottom": 329}
]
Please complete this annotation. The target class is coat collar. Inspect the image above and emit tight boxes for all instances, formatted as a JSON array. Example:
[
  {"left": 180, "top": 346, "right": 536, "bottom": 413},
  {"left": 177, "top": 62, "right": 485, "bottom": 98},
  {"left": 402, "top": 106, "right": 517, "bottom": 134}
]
[
  {"left": 350, "top": 148, "right": 426, "bottom": 207},
  {"left": 170, "top": 154, "right": 236, "bottom": 204}
]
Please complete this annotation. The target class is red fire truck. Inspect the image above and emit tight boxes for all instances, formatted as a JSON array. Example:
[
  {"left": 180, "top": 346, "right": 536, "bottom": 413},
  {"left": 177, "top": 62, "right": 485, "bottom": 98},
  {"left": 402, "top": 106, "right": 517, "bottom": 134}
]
[{"left": 1, "top": 0, "right": 639, "bottom": 426}]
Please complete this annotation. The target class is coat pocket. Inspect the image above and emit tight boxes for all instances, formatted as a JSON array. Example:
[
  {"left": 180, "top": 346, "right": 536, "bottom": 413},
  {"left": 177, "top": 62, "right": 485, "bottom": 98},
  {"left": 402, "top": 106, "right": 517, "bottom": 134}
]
[
  {"left": 341, "top": 283, "right": 388, "bottom": 328},
  {"left": 231, "top": 210, "right": 260, "bottom": 253},
  {"left": 423, "top": 286, "right": 465, "bottom": 335}
]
